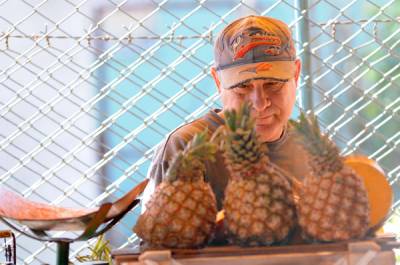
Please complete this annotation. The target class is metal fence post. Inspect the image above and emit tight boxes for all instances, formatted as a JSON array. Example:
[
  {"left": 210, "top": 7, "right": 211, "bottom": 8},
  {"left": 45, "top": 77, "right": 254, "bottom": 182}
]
[{"left": 297, "top": 0, "right": 313, "bottom": 112}]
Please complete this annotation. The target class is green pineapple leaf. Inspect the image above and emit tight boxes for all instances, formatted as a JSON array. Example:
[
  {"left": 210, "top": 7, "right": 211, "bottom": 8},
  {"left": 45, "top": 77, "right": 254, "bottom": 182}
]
[
  {"left": 224, "top": 101, "right": 254, "bottom": 132},
  {"left": 225, "top": 108, "right": 237, "bottom": 131},
  {"left": 222, "top": 101, "right": 265, "bottom": 168},
  {"left": 291, "top": 111, "right": 343, "bottom": 172},
  {"left": 74, "top": 234, "right": 113, "bottom": 264},
  {"left": 166, "top": 130, "right": 217, "bottom": 182}
]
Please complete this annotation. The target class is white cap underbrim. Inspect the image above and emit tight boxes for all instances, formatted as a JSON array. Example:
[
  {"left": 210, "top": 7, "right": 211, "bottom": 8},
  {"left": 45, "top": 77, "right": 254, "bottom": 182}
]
[{"left": 218, "top": 61, "right": 296, "bottom": 89}]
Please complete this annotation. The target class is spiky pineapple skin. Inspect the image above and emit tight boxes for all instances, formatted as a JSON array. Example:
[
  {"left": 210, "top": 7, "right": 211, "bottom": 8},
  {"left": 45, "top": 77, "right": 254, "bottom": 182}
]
[
  {"left": 224, "top": 157, "right": 296, "bottom": 246},
  {"left": 134, "top": 179, "right": 217, "bottom": 248},
  {"left": 221, "top": 103, "right": 296, "bottom": 246},
  {"left": 291, "top": 113, "right": 370, "bottom": 242},
  {"left": 298, "top": 166, "right": 370, "bottom": 242}
]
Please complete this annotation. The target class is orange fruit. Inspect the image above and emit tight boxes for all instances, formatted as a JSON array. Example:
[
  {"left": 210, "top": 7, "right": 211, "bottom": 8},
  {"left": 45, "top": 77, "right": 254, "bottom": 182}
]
[{"left": 345, "top": 155, "right": 393, "bottom": 231}]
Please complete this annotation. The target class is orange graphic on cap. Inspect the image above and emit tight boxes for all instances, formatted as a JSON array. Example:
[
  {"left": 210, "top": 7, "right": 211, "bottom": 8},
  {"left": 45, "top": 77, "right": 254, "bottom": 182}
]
[
  {"left": 238, "top": 62, "right": 273, "bottom": 74},
  {"left": 256, "top": 62, "right": 273, "bottom": 72},
  {"left": 234, "top": 40, "right": 280, "bottom": 60}
]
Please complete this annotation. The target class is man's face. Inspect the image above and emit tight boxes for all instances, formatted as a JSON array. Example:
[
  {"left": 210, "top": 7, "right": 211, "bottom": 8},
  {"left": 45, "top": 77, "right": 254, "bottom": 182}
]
[{"left": 212, "top": 59, "right": 301, "bottom": 143}]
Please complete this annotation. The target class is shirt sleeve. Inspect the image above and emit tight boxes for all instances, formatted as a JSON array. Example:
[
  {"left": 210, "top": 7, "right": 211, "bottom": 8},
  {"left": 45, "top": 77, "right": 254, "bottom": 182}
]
[{"left": 141, "top": 135, "right": 187, "bottom": 212}]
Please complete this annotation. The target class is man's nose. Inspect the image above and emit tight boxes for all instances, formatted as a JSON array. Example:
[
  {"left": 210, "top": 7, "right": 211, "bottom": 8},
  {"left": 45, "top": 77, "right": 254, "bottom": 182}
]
[{"left": 250, "top": 86, "right": 271, "bottom": 111}]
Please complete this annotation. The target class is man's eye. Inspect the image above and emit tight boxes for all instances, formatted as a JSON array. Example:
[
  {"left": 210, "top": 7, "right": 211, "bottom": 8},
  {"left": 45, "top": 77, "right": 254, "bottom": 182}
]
[
  {"left": 238, "top": 84, "right": 250, "bottom": 89},
  {"left": 232, "top": 86, "right": 250, "bottom": 94},
  {"left": 265, "top": 82, "right": 285, "bottom": 92}
]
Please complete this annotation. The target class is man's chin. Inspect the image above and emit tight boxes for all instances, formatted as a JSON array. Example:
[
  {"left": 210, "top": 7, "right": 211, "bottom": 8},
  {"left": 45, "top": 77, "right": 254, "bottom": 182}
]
[
  {"left": 255, "top": 123, "right": 283, "bottom": 142},
  {"left": 255, "top": 122, "right": 275, "bottom": 130},
  {"left": 256, "top": 115, "right": 274, "bottom": 124}
]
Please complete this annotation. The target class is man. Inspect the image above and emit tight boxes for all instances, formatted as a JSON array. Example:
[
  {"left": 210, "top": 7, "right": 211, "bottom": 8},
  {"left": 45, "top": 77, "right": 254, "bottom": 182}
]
[{"left": 142, "top": 15, "right": 310, "bottom": 210}]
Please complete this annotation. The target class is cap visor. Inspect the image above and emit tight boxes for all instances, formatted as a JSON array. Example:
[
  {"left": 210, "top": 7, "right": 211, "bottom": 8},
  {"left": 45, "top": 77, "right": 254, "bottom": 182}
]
[{"left": 218, "top": 61, "right": 296, "bottom": 89}]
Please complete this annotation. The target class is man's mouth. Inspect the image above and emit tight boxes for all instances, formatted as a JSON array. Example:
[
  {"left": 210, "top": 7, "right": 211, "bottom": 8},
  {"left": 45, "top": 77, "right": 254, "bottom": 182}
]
[{"left": 256, "top": 115, "right": 275, "bottom": 125}]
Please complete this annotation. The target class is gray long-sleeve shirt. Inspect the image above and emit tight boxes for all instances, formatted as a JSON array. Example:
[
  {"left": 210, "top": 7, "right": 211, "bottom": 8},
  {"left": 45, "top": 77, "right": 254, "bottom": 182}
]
[{"left": 142, "top": 109, "right": 311, "bottom": 210}]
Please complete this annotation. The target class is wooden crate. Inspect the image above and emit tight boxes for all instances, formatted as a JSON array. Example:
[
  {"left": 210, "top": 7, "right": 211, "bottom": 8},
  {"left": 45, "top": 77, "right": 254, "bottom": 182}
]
[{"left": 112, "top": 237, "right": 399, "bottom": 265}]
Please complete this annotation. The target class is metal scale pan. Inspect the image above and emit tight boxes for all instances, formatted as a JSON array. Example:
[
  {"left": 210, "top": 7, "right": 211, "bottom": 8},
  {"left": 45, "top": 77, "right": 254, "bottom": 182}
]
[{"left": 0, "top": 179, "right": 148, "bottom": 265}]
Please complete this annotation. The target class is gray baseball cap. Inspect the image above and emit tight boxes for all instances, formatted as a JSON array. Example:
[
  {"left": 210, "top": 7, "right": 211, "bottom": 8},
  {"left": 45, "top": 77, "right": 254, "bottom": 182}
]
[{"left": 214, "top": 15, "right": 297, "bottom": 89}]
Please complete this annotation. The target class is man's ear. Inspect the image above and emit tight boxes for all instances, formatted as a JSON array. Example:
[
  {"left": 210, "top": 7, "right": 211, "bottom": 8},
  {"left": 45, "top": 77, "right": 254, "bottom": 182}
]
[
  {"left": 210, "top": 67, "right": 222, "bottom": 93},
  {"left": 294, "top": 59, "right": 302, "bottom": 87}
]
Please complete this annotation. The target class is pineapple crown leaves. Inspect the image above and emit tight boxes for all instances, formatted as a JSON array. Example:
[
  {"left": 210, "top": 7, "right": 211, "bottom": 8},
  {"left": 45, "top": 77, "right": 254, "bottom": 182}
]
[
  {"left": 224, "top": 103, "right": 255, "bottom": 149},
  {"left": 210, "top": 102, "right": 255, "bottom": 150},
  {"left": 222, "top": 101, "right": 267, "bottom": 166},
  {"left": 289, "top": 112, "right": 343, "bottom": 170},
  {"left": 289, "top": 112, "right": 322, "bottom": 149},
  {"left": 166, "top": 130, "right": 217, "bottom": 182},
  {"left": 224, "top": 101, "right": 255, "bottom": 133}
]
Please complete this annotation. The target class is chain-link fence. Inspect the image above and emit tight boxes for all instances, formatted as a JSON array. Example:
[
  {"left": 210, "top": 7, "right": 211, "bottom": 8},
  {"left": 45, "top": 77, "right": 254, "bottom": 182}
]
[{"left": 0, "top": 0, "right": 399, "bottom": 264}]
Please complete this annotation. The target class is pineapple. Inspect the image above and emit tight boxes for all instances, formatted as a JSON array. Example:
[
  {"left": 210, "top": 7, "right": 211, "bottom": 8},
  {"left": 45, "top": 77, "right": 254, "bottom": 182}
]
[
  {"left": 220, "top": 102, "right": 296, "bottom": 246},
  {"left": 133, "top": 131, "right": 218, "bottom": 248},
  {"left": 290, "top": 113, "right": 370, "bottom": 241}
]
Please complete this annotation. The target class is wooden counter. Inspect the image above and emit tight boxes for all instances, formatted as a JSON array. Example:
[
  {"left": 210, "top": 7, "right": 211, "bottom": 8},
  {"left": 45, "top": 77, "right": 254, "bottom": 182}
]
[{"left": 112, "top": 237, "right": 399, "bottom": 265}]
